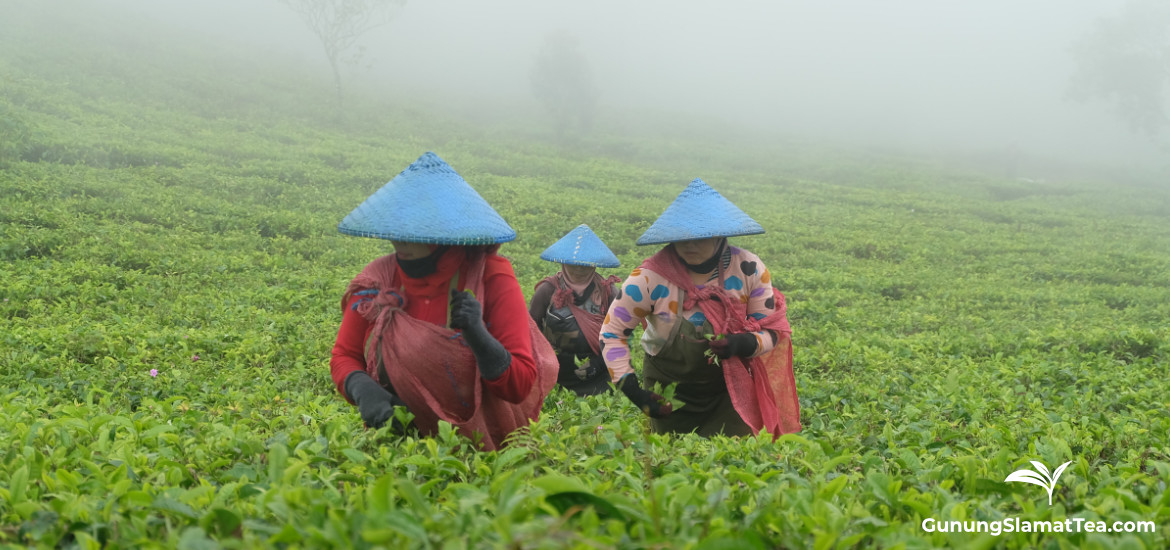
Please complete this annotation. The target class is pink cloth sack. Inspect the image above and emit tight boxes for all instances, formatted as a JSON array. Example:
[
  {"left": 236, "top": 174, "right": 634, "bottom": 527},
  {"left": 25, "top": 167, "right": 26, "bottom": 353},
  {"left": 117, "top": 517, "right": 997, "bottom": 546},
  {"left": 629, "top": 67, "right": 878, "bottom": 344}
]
[{"left": 345, "top": 248, "right": 558, "bottom": 450}]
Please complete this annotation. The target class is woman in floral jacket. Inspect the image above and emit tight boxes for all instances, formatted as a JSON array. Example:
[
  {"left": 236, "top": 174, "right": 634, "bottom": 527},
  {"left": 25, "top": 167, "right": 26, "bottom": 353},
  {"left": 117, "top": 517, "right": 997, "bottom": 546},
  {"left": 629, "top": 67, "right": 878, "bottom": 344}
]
[{"left": 600, "top": 179, "right": 800, "bottom": 437}]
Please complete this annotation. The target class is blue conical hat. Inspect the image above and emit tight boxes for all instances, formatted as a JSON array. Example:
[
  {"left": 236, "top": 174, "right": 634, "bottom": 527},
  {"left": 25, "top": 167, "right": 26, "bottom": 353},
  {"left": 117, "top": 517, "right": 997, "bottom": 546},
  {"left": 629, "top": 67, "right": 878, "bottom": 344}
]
[
  {"left": 338, "top": 152, "right": 516, "bottom": 245},
  {"left": 636, "top": 178, "right": 764, "bottom": 245},
  {"left": 540, "top": 224, "right": 621, "bottom": 268}
]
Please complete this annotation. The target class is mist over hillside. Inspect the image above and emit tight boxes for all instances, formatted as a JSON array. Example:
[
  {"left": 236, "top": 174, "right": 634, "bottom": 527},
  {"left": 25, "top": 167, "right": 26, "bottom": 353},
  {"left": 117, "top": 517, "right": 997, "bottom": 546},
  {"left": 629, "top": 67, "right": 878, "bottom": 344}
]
[{"left": 4, "top": 0, "right": 1168, "bottom": 185}]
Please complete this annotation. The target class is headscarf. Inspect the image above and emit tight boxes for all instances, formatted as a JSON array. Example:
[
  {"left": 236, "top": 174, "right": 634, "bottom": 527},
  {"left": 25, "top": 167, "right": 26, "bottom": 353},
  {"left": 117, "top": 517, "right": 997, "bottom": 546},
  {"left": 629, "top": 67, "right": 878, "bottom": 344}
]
[{"left": 560, "top": 265, "right": 595, "bottom": 295}]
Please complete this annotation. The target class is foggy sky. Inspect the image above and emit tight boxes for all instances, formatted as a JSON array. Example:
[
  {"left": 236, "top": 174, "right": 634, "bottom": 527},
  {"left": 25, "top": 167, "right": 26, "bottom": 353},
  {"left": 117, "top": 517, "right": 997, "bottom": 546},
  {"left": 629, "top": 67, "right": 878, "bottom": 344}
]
[{"left": 76, "top": 1, "right": 1170, "bottom": 172}]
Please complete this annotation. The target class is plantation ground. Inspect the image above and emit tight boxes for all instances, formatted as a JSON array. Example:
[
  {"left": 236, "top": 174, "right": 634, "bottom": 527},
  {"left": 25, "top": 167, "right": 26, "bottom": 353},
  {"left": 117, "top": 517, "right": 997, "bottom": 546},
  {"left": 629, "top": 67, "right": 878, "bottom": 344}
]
[{"left": 2, "top": 3, "right": 1168, "bottom": 549}]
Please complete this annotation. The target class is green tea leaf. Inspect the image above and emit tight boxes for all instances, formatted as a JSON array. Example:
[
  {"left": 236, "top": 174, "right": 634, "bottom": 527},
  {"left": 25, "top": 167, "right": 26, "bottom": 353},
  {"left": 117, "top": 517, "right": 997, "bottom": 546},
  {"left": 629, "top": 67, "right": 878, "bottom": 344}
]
[{"left": 544, "top": 491, "right": 627, "bottom": 522}]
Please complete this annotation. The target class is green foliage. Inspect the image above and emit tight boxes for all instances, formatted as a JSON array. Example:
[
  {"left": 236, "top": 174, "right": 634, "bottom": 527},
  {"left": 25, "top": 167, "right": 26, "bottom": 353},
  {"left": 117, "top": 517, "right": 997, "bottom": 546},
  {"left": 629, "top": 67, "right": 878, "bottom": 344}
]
[{"left": 1, "top": 2, "right": 1168, "bottom": 548}]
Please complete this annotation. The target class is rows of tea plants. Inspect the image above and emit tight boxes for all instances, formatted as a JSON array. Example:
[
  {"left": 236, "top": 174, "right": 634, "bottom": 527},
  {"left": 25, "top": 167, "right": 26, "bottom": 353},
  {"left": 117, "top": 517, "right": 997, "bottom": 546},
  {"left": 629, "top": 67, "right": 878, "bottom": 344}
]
[{"left": 2, "top": 2, "right": 1168, "bottom": 548}]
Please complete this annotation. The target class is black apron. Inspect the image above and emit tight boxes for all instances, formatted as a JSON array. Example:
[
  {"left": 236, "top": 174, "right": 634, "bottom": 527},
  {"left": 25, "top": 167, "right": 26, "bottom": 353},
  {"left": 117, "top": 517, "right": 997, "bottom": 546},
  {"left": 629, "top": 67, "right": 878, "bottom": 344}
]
[{"left": 643, "top": 306, "right": 750, "bottom": 437}]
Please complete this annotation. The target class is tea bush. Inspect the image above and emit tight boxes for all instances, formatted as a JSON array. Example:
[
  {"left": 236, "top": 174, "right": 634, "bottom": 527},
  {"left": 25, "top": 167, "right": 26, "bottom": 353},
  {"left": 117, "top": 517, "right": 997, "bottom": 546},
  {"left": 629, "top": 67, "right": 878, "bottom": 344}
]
[{"left": 1, "top": 3, "right": 1167, "bottom": 548}]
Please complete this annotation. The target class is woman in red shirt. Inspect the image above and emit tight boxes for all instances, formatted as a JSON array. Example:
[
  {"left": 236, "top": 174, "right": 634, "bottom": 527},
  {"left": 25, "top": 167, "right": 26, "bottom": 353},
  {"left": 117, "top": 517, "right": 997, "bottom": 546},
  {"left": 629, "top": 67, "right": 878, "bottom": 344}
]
[{"left": 330, "top": 152, "right": 557, "bottom": 450}]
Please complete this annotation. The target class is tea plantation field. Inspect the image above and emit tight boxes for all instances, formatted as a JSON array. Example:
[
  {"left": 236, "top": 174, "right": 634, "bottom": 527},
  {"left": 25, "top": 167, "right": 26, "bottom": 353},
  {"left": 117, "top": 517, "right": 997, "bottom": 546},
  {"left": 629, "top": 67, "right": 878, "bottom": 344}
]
[{"left": 2, "top": 3, "right": 1168, "bottom": 549}]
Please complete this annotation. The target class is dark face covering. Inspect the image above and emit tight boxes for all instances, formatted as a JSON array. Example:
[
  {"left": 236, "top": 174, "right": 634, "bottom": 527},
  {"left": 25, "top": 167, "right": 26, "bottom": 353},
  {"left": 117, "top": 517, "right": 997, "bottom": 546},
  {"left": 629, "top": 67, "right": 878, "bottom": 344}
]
[
  {"left": 397, "top": 245, "right": 451, "bottom": 278},
  {"left": 677, "top": 239, "right": 726, "bottom": 274}
]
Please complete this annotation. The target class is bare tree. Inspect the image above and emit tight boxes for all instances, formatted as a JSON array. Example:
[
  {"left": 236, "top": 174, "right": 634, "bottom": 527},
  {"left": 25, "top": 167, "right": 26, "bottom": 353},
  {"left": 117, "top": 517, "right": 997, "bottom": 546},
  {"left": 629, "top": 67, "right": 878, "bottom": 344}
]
[
  {"left": 279, "top": 0, "right": 405, "bottom": 107},
  {"left": 1068, "top": 0, "right": 1170, "bottom": 137},
  {"left": 530, "top": 32, "right": 598, "bottom": 139}
]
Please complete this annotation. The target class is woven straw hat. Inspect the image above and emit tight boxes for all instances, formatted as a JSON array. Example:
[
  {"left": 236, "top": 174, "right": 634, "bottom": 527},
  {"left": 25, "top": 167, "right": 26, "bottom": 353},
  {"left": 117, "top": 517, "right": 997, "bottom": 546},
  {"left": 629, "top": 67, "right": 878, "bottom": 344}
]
[
  {"left": 540, "top": 224, "right": 620, "bottom": 268},
  {"left": 338, "top": 152, "right": 516, "bottom": 245},
  {"left": 636, "top": 178, "right": 764, "bottom": 245}
]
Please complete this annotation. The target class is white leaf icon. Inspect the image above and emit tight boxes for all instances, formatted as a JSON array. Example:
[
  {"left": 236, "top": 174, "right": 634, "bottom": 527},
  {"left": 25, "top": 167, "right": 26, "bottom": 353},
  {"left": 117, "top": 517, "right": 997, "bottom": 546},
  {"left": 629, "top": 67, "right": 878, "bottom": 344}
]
[
  {"left": 1005, "top": 460, "right": 1072, "bottom": 505},
  {"left": 1031, "top": 461, "right": 1051, "bottom": 480}
]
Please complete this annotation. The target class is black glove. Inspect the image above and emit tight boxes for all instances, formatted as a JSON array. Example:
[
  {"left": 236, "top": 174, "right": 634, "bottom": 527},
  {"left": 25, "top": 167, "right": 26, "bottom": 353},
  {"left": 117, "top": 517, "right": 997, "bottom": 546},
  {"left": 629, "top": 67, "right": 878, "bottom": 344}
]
[
  {"left": 618, "top": 374, "right": 672, "bottom": 418},
  {"left": 450, "top": 289, "right": 511, "bottom": 380},
  {"left": 708, "top": 333, "right": 758, "bottom": 359},
  {"left": 345, "top": 371, "right": 408, "bottom": 431}
]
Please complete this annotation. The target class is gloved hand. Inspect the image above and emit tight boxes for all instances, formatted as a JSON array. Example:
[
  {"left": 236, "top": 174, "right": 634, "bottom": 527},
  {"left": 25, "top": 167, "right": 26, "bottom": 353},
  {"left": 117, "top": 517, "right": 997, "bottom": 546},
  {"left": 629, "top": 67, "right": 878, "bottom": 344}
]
[
  {"left": 618, "top": 374, "right": 672, "bottom": 418},
  {"left": 450, "top": 289, "right": 511, "bottom": 380},
  {"left": 345, "top": 371, "right": 408, "bottom": 431},
  {"left": 708, "top": 333, "right": 758, "bottom": 359},
  {"left": 449, "top": 288, "right": 484, "bottom": 332}
]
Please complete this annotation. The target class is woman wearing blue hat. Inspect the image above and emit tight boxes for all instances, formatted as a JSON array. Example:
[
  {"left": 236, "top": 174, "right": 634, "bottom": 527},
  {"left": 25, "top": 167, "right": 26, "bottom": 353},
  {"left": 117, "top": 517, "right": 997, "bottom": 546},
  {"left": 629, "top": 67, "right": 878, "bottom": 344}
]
[
  {"left": 528, "top": 225, "right": 622, "bottom": 396},
  {"left": 599, "top": 179, "right": 801, "bottom": 437},
  {"left": 330, "top": 152, "right": 558, "bottom": 450}
]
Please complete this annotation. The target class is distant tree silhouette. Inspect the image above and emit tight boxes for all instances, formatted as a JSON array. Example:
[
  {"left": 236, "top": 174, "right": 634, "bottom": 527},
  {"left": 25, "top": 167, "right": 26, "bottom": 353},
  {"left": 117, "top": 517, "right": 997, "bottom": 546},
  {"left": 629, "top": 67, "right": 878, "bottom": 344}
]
[
  {"left": 530, "top": 32, "right": 598, "bottom": 138},
  {"left": 279, "top": 0, "right": 405, "bottom": 108},
  {"left": 1068, "top": 0, "right": 1170, "bottom": 137}
]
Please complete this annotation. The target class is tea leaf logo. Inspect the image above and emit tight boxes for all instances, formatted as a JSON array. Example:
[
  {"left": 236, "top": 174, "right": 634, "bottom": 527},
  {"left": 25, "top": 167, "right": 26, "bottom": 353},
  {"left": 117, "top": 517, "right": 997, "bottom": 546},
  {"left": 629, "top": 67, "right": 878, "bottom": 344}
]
[{"left": 1004, "top": 460, "right": 1072, "bottom": 505}]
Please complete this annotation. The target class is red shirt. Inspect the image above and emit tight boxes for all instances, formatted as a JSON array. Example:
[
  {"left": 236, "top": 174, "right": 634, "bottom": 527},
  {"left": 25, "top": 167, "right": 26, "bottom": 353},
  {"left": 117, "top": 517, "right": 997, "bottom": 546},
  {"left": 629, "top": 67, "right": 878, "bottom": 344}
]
[{"left": 330, "top": 256, "right": 536, "bottom": 404}]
